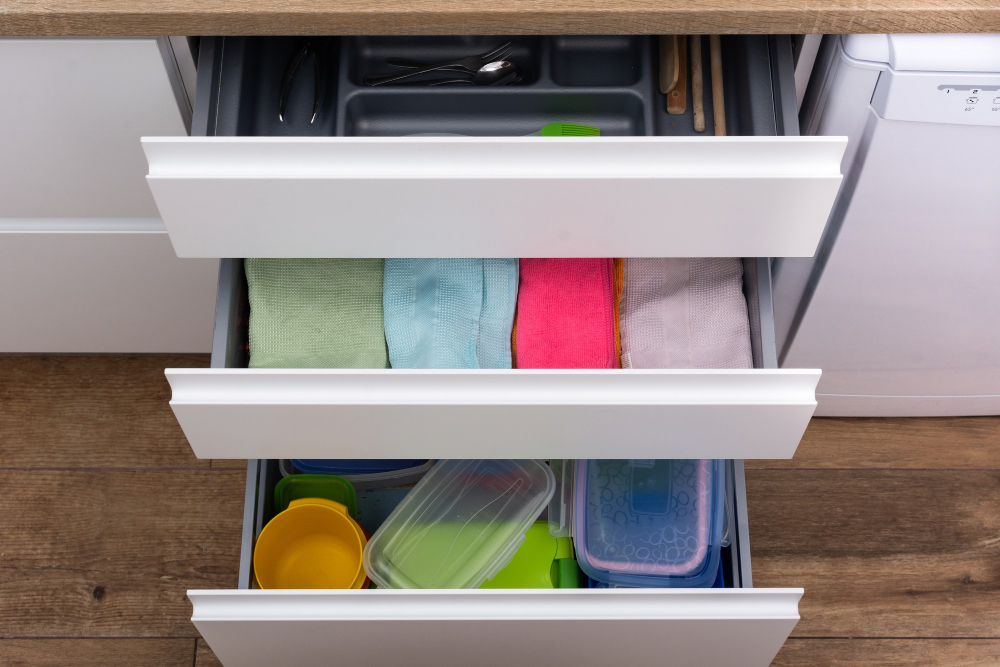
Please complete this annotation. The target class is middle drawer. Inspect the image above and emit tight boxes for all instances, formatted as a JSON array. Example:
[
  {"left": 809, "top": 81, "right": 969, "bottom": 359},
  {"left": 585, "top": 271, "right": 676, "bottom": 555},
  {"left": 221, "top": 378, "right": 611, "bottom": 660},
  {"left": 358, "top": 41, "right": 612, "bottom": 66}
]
[{"left": 165, "top": 256, "right": 819, "bottom": 460}]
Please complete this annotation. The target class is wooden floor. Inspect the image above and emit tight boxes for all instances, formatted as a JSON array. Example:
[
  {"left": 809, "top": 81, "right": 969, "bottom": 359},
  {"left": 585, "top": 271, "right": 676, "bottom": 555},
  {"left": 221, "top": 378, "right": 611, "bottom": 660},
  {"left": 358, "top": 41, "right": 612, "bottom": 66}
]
[{"left": 1, "top": 355, "right": 998, "bottom": 666}]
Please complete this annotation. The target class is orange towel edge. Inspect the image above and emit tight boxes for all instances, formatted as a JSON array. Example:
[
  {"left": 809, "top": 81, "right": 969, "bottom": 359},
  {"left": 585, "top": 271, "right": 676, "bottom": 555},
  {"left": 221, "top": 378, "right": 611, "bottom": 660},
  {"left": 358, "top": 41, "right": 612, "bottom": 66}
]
[{"left": 613, "top": 258, "right": 624, "bottom": 369}]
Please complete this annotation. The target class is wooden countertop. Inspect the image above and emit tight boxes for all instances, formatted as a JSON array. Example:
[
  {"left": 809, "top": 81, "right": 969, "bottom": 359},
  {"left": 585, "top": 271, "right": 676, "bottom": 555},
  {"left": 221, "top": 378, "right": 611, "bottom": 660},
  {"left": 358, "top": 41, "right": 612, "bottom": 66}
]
[{"left": 3, "top": 0, "right": 999, "bottom": 36}]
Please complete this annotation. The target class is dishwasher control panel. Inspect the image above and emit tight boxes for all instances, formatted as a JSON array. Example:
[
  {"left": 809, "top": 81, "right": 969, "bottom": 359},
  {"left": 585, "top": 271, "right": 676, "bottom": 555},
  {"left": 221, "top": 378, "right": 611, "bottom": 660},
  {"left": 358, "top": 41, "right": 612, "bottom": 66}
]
[{"left": 871, "top": 70, "right": 1000, "bottom": 126}]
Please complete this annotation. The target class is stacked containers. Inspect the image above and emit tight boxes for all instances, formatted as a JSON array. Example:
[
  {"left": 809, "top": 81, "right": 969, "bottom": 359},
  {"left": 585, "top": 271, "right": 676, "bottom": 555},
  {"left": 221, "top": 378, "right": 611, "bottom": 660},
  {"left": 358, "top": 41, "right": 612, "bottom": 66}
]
[{"left": 574, "top": 459, "right": 726, "bottom": 587}]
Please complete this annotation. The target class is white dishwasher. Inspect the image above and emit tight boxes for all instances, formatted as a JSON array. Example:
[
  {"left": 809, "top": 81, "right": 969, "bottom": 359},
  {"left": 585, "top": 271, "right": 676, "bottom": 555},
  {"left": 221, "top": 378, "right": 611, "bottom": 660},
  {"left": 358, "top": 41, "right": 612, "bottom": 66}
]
[{"left": 773, "top": 34, "right": 1000, "bottom": 417}]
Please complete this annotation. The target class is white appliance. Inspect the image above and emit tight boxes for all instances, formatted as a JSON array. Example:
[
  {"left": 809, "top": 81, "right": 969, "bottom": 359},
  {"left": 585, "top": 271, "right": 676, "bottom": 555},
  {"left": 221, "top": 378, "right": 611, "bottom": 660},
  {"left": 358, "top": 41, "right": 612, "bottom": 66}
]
[{"left": 773, "top": 34, "right": 1000, "bottom": 417}]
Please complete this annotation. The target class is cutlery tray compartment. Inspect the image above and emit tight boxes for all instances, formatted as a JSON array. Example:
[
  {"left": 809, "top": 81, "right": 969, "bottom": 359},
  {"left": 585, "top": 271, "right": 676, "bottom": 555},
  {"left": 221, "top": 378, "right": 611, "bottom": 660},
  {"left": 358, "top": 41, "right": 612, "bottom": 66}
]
[{"left": 202, "top": 35, "right": 791, "bottom": 139}]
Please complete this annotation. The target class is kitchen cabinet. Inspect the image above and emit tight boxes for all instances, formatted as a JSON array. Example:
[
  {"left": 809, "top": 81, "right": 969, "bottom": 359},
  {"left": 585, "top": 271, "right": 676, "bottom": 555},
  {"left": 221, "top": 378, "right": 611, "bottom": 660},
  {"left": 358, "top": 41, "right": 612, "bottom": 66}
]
[
  {"left": 0, "top": 38, "right": 217, "bottom": 352},
  {"left": 140, "top": 35, "right": 843, "bottom": 666}
]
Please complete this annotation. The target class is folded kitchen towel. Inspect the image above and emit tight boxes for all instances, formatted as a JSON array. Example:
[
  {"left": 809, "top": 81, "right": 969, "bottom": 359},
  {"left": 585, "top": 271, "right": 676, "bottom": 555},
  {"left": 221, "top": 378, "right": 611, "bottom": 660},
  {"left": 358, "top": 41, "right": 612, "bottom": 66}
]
[
  {"left": 477, "top": 259, "right": 519, "bottom": 369},
  {"left": 245, "top": 258, "right": 388, "bottom": 369},
  {"left": 620, "top": 258, "right": 752, "bottom": 369},
  {"left": 383, "top": 258, "right": 517, "bottom": 369},
  {"left": 514, "top": 259, "right": 616, "bottom": 369}
]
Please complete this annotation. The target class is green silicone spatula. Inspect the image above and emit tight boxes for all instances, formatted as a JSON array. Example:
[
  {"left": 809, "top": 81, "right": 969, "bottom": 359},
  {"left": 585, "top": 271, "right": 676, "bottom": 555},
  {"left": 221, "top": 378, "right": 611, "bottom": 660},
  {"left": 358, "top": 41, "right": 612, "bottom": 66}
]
[{"left": 527, "top": 122, "right": 601, "bottom": 136}]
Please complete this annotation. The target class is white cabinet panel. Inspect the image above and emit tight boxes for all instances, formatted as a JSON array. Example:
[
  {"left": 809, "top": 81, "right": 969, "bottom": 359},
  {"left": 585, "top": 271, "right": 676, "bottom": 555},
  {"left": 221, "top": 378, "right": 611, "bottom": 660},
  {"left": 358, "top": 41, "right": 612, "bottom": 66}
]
[
  {"left": 166, "top": 368, "right": 820, "bottom": 459},
  {"left": 0, "top": 221, "right": 217, "bottom": 352},
  {"left": 190, "top": 588, "right": 802, "bottom": 667},
  {"left": 0, "top": 38, "right": 188, "bottom": 219},
  {"left": 143, "top": 136, "right": 845, "bottom": 259}
]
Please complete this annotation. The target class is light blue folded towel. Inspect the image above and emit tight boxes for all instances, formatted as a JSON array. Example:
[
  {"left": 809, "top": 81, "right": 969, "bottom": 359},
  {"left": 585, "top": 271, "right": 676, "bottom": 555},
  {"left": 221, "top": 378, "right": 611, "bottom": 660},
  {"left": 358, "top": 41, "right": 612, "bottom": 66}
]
[{"left": 383, "top": 258, "right": 518, "bottom": 369}]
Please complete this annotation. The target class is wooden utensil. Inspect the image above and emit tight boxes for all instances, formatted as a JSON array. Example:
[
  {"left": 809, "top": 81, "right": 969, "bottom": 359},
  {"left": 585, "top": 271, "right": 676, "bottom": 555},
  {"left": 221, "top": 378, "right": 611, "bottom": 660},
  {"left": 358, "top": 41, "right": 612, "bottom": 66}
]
[
  {"left": 659, "top": 35, "right": 679, "bottom": 94},
  {"left": 691, "top": 36, "right": 705, "bottom": 132},
  {"left": 710, "top": 35, "right": 726, "bottom": 136},
  {"left": 667, "top": 35, "right": 688, "bottom": 115}
]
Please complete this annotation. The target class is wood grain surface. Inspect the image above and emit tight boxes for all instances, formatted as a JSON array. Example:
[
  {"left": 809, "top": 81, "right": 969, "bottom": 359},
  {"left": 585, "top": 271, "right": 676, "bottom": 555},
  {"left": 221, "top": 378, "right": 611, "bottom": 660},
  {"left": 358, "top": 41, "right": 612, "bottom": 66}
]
[
  {"left": 773, "top": 639, "right": 1000, "bottom": 666},
  {"left": 195, "top": 639, "right": 224, "bottom": 667},
  {"left": 1, "top": 0, "right": 999, "bottom": 36},
  {"left": 1, "top": 355, "right": 998, "bottom": 666},
  {"left": 749, "top": 416, "right": 1000, "bottom": 469},
  {"left": 0, "top": 355, "right": 209, "bottom": 468},
  {"left": 0, "top": 469, "right": 245, "bottom": 637},
  {"left": 0, "top": 639, "right": 195, "bottom": 666},
  {"left": 747, "top": 469, "right": 1000, "bottom": 638}
]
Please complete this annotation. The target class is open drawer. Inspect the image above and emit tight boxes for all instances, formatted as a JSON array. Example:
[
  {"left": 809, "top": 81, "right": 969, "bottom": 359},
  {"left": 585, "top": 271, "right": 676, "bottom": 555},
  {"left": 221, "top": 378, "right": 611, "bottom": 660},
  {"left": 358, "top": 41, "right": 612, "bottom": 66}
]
[
  {"left": 142, "top": 36, "right": 845, "bottom": 259},
  {"left": 167, "top": 256, "right": 820, "bottom": 459},
  {"left": 189, "top": 459, "right": 801, "bottom": 667}
]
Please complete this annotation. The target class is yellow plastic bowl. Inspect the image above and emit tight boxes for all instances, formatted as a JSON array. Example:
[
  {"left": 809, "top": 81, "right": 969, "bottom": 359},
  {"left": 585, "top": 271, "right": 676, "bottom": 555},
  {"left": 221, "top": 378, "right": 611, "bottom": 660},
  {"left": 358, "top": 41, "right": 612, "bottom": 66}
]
[{"left": 254, "top": 498, "right": 365, "bottom": 589}]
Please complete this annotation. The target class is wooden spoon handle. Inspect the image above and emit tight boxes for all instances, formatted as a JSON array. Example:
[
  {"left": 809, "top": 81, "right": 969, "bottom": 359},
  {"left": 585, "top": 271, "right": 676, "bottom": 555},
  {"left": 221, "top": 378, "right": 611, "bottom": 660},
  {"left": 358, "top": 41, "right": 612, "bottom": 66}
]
[
  {"left": 667, "top": 35, "right": 688, "bottom": 115},
  {"left": 710, "top": 35, "right": 726, "bottom": 136},
  {"left": 691, "top": 36, "right": 705, "bottom": 132},
  {"left": 659, "top": 35, "right": 679, "bottom": 95}
]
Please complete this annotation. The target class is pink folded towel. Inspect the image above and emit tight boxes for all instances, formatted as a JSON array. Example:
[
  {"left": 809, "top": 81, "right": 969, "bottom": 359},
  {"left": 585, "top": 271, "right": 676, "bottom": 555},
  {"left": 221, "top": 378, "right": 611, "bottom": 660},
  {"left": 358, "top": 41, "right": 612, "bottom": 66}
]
[{"left": 514, "top": 259, "right": 616, "bottom": 369}]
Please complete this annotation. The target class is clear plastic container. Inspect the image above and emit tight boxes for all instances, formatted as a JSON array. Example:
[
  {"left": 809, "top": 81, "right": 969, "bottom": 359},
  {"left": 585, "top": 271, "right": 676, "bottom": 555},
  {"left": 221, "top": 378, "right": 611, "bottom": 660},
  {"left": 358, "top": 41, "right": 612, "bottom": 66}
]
[
  {"left": 574, "top": 459, "right": 726, "bottom": 588},
  {"left": 280, "top": 459, "right": 435, "bottom": 488},
  {"left": 547, "top": 459, "right": 575, "bottom": 538},
  {"left": 363, "top": 459, "right": 555, "bottom": 589},
  {"left": 292, "top": 459, "right": 426, "bottom": 475}
]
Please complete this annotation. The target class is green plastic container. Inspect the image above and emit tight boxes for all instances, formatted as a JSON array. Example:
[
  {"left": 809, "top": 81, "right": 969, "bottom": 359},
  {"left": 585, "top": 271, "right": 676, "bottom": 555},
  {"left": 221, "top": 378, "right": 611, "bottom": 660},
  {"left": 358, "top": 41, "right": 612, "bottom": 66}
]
[
  {"left": 274, "top": 474, "right": 358, "bottom": 519},
  {"left": 480, "top": 522, "right": 582, "bottom": 589}
]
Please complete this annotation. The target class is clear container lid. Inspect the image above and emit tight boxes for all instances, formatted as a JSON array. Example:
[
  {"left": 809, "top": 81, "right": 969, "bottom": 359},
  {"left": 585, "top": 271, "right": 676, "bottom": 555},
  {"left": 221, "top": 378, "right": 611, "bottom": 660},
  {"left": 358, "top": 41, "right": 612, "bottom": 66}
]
[
  {"left": 363, "top": 459, "right": 555, "bottom": 589},
  {"left": 292, "top": 459, "right": 426, "bottom": 475},
  {"left": 547, "top": 459, "right": 575, "bottom": 539},
  {"left": 574, "top": 459, "right": 725, "bottom": 588}
]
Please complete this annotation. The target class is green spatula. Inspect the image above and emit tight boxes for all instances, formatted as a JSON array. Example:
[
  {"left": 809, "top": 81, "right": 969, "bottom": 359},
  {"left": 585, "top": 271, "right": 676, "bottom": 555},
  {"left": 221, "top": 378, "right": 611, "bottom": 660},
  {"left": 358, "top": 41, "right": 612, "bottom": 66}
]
[{"left": 528, "top": 122, "right": 601, "bottom": 136}]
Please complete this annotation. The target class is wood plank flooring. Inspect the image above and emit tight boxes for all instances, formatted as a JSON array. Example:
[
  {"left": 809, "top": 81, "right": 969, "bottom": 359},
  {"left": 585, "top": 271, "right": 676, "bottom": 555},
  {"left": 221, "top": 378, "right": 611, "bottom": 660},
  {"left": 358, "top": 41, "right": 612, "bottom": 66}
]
[{"left": 1, "top": 355, "right": 998, "bottom": 665}]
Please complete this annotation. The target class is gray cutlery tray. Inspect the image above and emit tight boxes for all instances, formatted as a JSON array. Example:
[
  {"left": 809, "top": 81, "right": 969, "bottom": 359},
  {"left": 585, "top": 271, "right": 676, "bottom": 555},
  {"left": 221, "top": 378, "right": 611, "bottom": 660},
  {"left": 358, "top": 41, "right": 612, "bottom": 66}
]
[{"left": 195, "top": 35, "right": 797, "bottom": 138}]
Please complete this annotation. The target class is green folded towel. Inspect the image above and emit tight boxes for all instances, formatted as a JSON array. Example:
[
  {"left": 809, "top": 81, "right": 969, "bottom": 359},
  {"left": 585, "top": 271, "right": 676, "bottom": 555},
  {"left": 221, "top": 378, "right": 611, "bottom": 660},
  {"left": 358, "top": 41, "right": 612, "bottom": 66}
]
[{"left": 245, "top": 258, "right": 389, "bottom": 369}]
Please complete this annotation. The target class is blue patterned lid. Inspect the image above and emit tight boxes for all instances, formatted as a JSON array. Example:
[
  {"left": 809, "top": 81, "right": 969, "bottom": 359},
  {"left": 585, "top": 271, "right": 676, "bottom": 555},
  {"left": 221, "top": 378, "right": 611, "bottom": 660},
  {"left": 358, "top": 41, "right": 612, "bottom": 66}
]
[{"left": 574, "top": 459, "right": 725, "bottom": 587}]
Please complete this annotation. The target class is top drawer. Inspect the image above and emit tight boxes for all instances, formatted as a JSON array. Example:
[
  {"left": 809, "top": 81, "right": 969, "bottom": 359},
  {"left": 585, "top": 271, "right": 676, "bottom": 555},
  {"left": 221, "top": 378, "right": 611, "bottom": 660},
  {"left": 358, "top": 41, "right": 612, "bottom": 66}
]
[{"left": 142, "top": 36, "right": 845, "bottom": 259}]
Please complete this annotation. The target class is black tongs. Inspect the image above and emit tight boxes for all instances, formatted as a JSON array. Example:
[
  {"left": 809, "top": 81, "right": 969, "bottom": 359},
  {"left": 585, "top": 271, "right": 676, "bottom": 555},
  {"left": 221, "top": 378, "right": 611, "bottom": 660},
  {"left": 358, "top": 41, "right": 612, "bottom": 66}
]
[{"left": 279, "top": 39, "right": 329, "bottom": 123}]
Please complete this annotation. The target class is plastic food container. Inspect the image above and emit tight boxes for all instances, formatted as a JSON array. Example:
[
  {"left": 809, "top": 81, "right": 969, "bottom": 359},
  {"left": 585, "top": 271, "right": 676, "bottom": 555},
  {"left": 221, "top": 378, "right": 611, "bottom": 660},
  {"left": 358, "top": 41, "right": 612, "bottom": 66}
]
[
  {"left": 282, "top": 459, "right": 435, "bottom": 488},
  {"left": 274, "top": 474, "right": 358, "bottom": 518},
  {"left": 587, "top": 561, "right": 725, "bottom": 588},
  {"left": 253, "top": 498, "right": 367, "bottom": 590},
  {"left": 480, "top": 522, "right": 582, "bottom": 589},
  {"left": 574, "top": 459, "right": 725, "bottom": 588},
  {"left": 363, "top": 459, "right": 555, "bottom": 589},
  {"left": 547, "top": 459, "right": 575, "bottom": 539}
]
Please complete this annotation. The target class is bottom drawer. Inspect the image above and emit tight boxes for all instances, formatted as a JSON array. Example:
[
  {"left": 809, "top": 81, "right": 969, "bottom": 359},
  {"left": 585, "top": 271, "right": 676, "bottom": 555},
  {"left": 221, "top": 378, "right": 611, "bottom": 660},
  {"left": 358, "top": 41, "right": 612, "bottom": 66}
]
[{"left": 188, "top": 460, "right": 801, "bottom": 667}]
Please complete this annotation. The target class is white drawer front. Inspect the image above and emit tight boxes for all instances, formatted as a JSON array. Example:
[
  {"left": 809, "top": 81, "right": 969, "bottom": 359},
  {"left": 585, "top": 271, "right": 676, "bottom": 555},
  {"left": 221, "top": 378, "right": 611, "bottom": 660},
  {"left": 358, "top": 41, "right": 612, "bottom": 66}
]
[
  {"left": 190, "top": 588, "right": 801, "bottom": 667},
  {"left": 166, "top": 368, "right": 819, "bottom": 459},
  {"left": 0, "top": 221, "right": 216, "bottom": 353},
  {"left": 143, "top": 136, "right": 845, "bottom": 259}
]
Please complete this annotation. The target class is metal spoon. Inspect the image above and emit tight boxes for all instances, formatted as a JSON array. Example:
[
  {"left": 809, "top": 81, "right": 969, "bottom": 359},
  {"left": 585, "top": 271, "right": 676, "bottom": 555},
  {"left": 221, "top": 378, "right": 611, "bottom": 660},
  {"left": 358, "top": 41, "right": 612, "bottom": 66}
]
[
  {"left": 429, "top": 61, "right": 518, "bottom": 86},
  {"left": 363, "top": 42, "right": 512, "bottom": 86}
]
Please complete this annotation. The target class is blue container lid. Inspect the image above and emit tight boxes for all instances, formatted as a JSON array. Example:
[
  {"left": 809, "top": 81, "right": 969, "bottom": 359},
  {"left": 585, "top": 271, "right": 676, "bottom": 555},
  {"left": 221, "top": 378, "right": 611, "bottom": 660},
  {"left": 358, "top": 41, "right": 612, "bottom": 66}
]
[
  {"left": 292, "top": 459, "right": 426, "bottom": 475},
  {"left": 574, "top": 459, "right": 725, "bottom": 588},
  {"left": 586, "top": 559, "right": 725, "bottom": 588}
]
